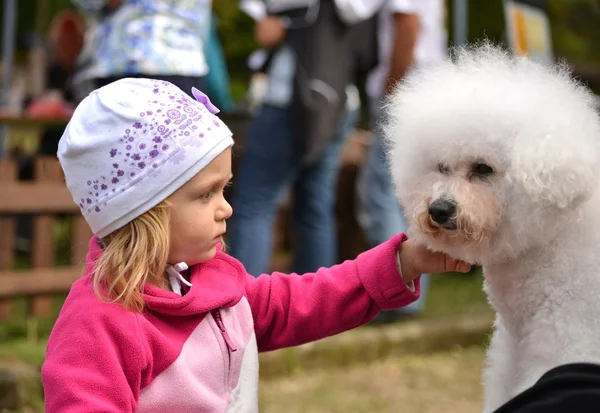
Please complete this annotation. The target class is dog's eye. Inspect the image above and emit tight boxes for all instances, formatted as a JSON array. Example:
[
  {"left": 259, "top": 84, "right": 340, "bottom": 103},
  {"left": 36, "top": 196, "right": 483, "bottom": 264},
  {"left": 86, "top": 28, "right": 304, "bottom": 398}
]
[
  {"left": 472, "top": 163, "right": 494, "bottom": 175},
  {"left": 437, "top": 163, "right": 450, "bottom": 174}
]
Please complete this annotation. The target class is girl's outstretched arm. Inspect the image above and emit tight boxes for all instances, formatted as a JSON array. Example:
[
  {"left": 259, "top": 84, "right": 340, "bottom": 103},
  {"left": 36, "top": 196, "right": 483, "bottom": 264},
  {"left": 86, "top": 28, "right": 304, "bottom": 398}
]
[{"left": 245, "top": 234, "right": 420, "bottom": 352}]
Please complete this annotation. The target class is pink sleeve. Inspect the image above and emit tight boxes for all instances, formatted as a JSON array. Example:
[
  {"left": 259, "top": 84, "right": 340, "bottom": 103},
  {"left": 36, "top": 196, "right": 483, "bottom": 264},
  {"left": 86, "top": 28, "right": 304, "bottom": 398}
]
[
  {"left": 245, "top": 234, "right": 420, "bottom": 352},
  {"left": 42, "top": 298, "right": 145, "bottom": 413}
]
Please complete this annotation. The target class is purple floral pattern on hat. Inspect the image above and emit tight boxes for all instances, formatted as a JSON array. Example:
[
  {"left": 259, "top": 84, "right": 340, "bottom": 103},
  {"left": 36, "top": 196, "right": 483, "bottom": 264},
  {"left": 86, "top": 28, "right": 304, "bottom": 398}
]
[{"left": 81, "top": 80, "right": 229, "bottom": 213}]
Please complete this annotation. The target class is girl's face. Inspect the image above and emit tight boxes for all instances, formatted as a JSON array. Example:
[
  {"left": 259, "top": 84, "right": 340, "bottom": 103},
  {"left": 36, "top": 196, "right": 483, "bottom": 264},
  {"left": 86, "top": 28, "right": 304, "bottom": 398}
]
[{"left": 167, "top": 148, "right": 233, "bottom": 265}]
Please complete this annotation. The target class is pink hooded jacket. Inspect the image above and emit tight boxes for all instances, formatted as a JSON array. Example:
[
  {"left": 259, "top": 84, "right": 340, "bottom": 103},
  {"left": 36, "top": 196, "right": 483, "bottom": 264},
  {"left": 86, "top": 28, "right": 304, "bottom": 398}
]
[{"left": 42, "top": 234, "right": 420, "bottom": 412}]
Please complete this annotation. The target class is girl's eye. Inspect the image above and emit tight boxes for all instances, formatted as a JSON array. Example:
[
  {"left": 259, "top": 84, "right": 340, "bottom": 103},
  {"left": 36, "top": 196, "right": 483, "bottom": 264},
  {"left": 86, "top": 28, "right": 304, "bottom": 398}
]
[{"left": 199, "top": 181, "right": 231, "bottom": 201}]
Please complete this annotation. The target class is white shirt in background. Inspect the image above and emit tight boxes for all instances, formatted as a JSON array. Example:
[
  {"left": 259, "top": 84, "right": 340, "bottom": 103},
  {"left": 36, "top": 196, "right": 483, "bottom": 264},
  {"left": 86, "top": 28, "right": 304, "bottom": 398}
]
[
  {"left": 367, "top": 0, "right": 448, "bottom": 101},
  {"left": 240, "top": 0, "right": 365, "bottom": 110},
  {"left": 240, "top": 0, "right": 444, "bottom": 110}
]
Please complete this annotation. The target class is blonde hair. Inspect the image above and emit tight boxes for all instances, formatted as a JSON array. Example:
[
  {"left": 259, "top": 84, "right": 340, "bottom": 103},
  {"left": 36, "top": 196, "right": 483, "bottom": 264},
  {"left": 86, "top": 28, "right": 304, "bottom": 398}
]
[{"left": 93, "top": 201, "right": 170, "bottom": 312}]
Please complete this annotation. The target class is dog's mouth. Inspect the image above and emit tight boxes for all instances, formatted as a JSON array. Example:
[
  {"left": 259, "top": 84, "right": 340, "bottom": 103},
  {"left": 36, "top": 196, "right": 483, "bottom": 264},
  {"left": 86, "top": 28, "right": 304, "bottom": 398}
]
[
  {"left": 428, "top": 216, "right": 458, "bottom": 231},
  {"left": 443, "top": 220, "right": 458, "bottom": 230}
]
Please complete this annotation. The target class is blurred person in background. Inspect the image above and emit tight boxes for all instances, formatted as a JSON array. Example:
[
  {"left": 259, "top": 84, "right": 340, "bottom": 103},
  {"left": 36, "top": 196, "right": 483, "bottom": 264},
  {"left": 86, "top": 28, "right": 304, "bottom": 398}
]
[
  {"left": 229, "top": 0, "right": 375, "bottom": 276},
  {"left": 27, "top": 10, "right": 86, "bottom": 155},
  {"left": 239, "top": 0, "right": 274, "bottom": 114},
  {"left": 16, "top": 10, "right": 86, "bottom": 253},
  {"left": 71, "top": 0, "right": 213, "bottom": 99},
  {"left": 357, "top": 0, "right": 447, "bottom": 321}
]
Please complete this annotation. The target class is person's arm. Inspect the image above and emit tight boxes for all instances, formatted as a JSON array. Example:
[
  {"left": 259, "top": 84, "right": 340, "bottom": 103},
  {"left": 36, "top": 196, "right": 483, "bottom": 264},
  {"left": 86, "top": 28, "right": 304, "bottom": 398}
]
[
  {"left": 245, "top": 235, "right": 470, "bottom": 352},
  {"left": 42, "top": 305, "right": 144, "bottom": 412},
  {"left": 385, "top": 11, "right": 421, "bottom": 94}
]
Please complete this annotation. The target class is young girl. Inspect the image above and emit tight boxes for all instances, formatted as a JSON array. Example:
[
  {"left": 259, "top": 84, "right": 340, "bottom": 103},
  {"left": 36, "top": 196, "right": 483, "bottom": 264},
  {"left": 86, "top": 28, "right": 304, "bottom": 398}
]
[{"left": 42, "top": 78, "right": 470, "bottom": 412}]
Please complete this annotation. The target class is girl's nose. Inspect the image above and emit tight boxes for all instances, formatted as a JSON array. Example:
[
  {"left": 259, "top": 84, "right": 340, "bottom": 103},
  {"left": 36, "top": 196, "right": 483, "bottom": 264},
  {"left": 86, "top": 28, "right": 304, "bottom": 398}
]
[{"left": 218, "top": 198, "right": 233, "bottom": 221}]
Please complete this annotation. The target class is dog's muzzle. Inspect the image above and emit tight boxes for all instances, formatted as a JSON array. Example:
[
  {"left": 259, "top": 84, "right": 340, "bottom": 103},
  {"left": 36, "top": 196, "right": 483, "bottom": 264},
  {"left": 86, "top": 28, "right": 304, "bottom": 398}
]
[{"left": 428, "top": 198, "right": 457, "bottom": 230}]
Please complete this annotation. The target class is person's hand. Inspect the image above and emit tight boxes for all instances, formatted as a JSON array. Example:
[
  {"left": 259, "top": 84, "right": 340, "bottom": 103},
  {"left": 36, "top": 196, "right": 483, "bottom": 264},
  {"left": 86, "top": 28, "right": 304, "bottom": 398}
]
[
  {"left": 398, "top": 239, "right": 471, "bottom": 284},
  {"left": 255, "top": 16, "right": 286, "bottom": 49}
]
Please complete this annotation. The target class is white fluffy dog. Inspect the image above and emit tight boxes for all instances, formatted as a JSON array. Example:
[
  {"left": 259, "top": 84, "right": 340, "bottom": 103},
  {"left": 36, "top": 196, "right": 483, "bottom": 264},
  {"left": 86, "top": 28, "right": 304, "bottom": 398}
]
[{"left": 383, "top": 44, "right": 600, "bottom": 412}]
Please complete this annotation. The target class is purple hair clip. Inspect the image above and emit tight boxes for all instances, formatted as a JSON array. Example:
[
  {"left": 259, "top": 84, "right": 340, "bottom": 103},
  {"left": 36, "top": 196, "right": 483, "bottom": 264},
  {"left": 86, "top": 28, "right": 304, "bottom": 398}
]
[{"left": 191, "top": 87, "right": 220, "bottom": 114}]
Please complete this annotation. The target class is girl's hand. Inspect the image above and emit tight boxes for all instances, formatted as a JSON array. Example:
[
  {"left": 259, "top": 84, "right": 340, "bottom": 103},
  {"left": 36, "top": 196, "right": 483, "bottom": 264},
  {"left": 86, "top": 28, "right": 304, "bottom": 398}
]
[{"left": 398, "top": 239, "right": 471, "bottom": 284}]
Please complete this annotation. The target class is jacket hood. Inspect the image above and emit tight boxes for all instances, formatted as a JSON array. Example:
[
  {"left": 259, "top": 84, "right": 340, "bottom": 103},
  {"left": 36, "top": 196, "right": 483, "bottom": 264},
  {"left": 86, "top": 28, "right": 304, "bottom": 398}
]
[{"left": 85, "top": 237, "right": 247, "bottom": 316}]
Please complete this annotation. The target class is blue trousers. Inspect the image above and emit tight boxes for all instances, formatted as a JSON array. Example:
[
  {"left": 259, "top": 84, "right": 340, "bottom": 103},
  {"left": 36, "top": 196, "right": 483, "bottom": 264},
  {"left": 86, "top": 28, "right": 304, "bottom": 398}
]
[
  {"left": 356, "top": 107, "right": 430, "bottom": 314},
  {"left": 229, "top": 105, "right": 356, "bottom": 275}
]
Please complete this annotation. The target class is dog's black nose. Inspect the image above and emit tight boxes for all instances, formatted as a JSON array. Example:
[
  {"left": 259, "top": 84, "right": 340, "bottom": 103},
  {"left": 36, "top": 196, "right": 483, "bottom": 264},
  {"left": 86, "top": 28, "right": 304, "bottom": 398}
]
[{"left": 428, "top": 199, "right": 456, "bottom": 225}]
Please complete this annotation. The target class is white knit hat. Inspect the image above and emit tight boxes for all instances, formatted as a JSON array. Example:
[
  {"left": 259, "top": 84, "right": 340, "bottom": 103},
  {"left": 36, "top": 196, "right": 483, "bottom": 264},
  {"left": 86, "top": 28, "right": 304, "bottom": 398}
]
[{"left": 58, "top": 78, "right": 234, "bottom": 238}]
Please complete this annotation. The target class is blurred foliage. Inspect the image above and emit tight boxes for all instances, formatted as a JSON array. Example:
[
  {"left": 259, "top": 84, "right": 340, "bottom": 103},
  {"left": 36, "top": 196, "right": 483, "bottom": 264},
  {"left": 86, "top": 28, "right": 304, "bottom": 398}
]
[
  {"left": 212, "top": 0, "right": 258, "bottom": 99},
  {"left": 450, "top": 0, "right": 507, "bottom": 45},
  {"left": 3, "top": 2, "right": 508, "bottom": 55},
  {"left": 546, "top": 0, "right": 600, "bottom": 93},
  {"left": 1, "top": 0, "right": 600, "bottom": 95},
  {"left": 549, "top": 0, "right": 600, "bottom": 60}
]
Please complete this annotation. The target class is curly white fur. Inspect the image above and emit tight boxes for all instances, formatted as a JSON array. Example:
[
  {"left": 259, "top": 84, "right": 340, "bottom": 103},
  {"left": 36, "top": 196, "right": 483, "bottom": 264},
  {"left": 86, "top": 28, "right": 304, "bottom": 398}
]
[{"left": 383, "top": 43, "right": 600, "bottom": 412}]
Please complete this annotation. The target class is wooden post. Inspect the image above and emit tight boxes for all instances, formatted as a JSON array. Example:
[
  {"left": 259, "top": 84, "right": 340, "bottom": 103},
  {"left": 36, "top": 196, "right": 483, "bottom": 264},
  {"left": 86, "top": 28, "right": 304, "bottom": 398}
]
[
  {"left": 0, "top": 156, "right": 86, "bottom": 321},
  {"left": 0, "top": 160, "right": 16, "bottom": 318},
  {"left": 29, "top": 156, "right": 64, "bottom": 317}
]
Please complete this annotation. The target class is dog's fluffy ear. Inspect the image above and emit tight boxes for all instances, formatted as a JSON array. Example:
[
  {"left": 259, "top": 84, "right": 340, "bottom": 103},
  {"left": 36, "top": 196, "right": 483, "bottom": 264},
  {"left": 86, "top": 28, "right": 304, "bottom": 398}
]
[
  {"left": 509, "top": 59, "right": 600, "bottom": 209},
  {"left": 511, "top": 129, "right": 600, "bottom": 209}
]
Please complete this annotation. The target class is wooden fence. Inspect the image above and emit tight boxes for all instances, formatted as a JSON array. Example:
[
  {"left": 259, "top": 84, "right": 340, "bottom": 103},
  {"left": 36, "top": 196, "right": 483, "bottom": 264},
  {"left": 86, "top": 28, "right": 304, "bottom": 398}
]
[
  {"left": 0, "top": 131, "right": 371, "bottom": 321},
  {"left": 0, "top": 156, "right": 92, "bottom": 320}
]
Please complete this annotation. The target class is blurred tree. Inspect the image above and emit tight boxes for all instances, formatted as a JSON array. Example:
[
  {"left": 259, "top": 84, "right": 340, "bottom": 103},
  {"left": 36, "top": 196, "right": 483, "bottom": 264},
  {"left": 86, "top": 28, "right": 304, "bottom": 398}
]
[
  {"left": 0, "top": 0, "right": 75, "bottom": 63},
  {"left": 447, "top": 0, "right": 507, "bottom": 47},
  {"left": 212, "top": 0, "right": 257, "bottom": 100},
  {"left": 547, "top": 0, "right": 600, "bottom": 93}
]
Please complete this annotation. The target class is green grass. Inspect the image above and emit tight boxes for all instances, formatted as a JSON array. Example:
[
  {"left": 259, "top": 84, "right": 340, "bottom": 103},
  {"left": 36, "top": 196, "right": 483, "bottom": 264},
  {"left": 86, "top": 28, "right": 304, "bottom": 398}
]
[
  {"left": 0, "top": 296, "right": 66, "bottom": 367},
  {"left": 257, "top": 270, "right": 493, "bottom": 379},
  {"left": 422, "top": 269, "right": 492, "bottom": 320},
  {"left": 260, "top": 345, "right": 486, "bottom": 413},
  {"left": 0, "top": 297, "right": 66, "bottom": 338},
  {"left": 0, "top": 339, "right": 47, "bottom": 368}
]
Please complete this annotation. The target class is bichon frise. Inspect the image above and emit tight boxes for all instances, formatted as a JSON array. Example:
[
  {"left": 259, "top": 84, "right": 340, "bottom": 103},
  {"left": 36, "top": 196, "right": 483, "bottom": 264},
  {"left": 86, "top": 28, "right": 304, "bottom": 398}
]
[{"left": 383, "top": 43, "right": 600, "bottom": 412}]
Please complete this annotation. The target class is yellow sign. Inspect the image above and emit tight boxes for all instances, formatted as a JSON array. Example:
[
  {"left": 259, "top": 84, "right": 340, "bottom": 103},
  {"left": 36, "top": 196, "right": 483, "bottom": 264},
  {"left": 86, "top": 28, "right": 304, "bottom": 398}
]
[{"left": 504, "top": 1, "right": 553, "bottom": 64}]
